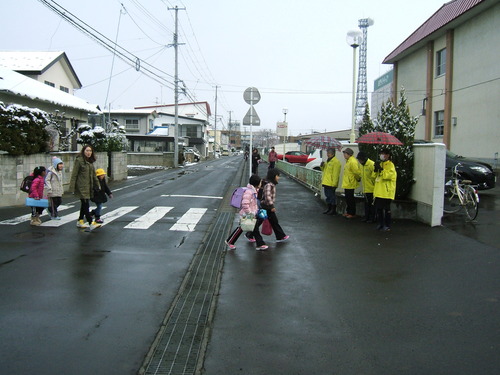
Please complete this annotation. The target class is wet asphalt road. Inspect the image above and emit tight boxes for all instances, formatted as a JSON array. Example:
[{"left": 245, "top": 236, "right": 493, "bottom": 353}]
[{"left": 0, "top": 157, "right": 499, "bottom": 374}]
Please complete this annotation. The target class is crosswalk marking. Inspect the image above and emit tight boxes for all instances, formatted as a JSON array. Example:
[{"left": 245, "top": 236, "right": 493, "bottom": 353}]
[
  {"left": 0, "top": 205, "right": 75, "bottom": 225},
  {"left": 100, "top": 206, "right": 138, "bottom": 226},
  {"left": 161, "top": 194, "right": 222, "bottom": 199},
  {"left": 170, "top": 208, "right": 207, "bottom": 232},
  {"left": 125, "top": 207, "right": 173, "bottom": 229},
  {"left": 1, "top": 206, "right": 209, "bottom": 232}
]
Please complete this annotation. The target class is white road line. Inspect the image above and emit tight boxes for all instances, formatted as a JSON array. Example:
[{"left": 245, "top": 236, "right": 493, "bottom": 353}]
[
  {"left": 161, "top": 194, "right": 222, "bottom": 199},
  {"left": 124, "top": 207, "right": 173, "bottom": 229},
  {"left": 0, "top": 204, "right": 75, "bottom": 225},
  {"left": 41, "top": 210, "right": 81, "bottom": 227},
  {"left": 170, "top": 208, "right": 207, "bottom": 232},
  {"left": 100, "top": 206, "right": 138, "bottom": 226}
]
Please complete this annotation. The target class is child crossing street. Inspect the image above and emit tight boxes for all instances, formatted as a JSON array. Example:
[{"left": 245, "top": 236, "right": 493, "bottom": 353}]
[{"left": 91, "top": 169, "right": 113, "bottom": 224}]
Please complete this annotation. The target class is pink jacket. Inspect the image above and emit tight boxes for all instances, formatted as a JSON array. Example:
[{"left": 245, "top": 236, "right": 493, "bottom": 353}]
[
  {"left": 240, "top": 184, "right": 259, "bottom": 216},
  {"left": 29, "top": 175, "right": 46, "bottom": 199}
]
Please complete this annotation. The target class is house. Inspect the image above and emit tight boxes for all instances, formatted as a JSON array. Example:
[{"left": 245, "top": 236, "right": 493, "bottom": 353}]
[
  {"left": 0, "top": 51, "right": 100, "bottom": 150},
  {"left": 383, "top": 0, "right": 499, "bottom": 164},
  {"left": 109, "top": 107, "right": 209, "bottom": 156}
]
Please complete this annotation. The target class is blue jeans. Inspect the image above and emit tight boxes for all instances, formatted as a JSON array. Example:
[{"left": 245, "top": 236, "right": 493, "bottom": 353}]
[
  {"left": 94, "top": 203, "right": 103, "bottom": 218},
  {"left": 323, "top": 186, "right": 337, "bottom": 205}
]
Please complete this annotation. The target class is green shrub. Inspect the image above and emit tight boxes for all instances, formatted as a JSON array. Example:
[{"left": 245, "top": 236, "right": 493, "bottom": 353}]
[{"left": 0, "top": 102, "right": 50, "bottom": 156}]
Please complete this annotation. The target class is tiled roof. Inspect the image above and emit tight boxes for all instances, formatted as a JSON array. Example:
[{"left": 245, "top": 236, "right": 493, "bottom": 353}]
[{"left": 383, "top": 0, "right": 485, "bottom": 63}]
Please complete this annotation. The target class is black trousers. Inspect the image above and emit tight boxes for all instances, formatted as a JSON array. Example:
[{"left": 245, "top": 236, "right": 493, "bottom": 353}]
[
  {"left": 79, "top": 199, "right": 92, "bottom": 223},
  {"left": 48, "top": 197, "right": 62, "bottom": 217},
  {"left": 363, "top": 193, "right": 375, "bottom": 221},
  {"left": 266, "top": 210, "right": 286, "bottom": 240},
  {"left": 344, "top": 189, "right": 356, "bottom": 215},
  {"left": 238, "top": 219, "right": 266, "bottom": 247}
]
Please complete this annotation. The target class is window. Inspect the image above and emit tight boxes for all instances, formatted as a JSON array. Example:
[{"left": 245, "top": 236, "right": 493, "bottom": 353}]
[
  {"left": 434, "top": 110, "right": 444, "bottom": 137},
  {"left": 436, "top": 48, "right": 446, "bottom": 76},
  {"left": 60, "top": 86, "right": 69, "bottom": 93},
  {"left": 182, "top": 125, "right": 199, "bottom": 138},
  {"left": 125, "top": 119, "right": 140, "bottom": 132},
  {"left": 44, "top": 80, "right": 55, "bottom": 87}
]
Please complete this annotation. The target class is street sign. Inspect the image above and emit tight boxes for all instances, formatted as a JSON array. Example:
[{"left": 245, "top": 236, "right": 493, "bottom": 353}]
[
  {"left": 243, "top": 87, "right": 261, "bottom": 105},
  {"left": 242, "top": 107, "right": 261, "bottom": 126},
  {"left": 276, "top": 121, "right": 288, "bottom": 136}
]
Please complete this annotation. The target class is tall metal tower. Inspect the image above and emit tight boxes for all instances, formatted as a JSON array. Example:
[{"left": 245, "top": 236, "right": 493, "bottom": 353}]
[{"left": 355, "top": 18, "right": 374, "bottom": 126}]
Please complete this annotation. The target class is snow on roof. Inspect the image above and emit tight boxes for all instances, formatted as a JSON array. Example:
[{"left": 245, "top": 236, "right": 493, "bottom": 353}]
[
  {"left": 147, "top": 126, "right": 170, "bottom": 136},
  {"left": 0, "top": 51, "right": 64, "bottom": 71},
  {"left": 0, "top": 67, "right": 100, "bottom": 113}
]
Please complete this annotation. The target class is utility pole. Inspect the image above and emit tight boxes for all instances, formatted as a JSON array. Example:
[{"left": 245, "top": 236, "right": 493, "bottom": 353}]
[
  {"left": 213, "top": 85, "right": 220, "bottom": 154},
  {"left": 228, "top": 110, "right": 233, "bottom": 150},
  {"left": 168, "top": 5, "right": 185, "bottom": 168}
]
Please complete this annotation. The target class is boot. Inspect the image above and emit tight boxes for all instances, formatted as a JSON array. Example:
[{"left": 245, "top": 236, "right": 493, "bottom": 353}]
[
  {"left": 327, "top": 205, "right": 337, "bottom": 215},
  {"left": 35, "top": 215, "right": 42, "bottom": 225},
  {"left": 323, "top": 204, "right": 332, "bottom": 214},
  {"left": 30, "top": 216, "right": 37, "bottom": 226},
  {"left": 383, "top": 212, "right": 392, "bottom": 231}
]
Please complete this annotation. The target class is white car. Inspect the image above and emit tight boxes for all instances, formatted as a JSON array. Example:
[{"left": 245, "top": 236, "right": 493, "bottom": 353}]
[{"left": 305, "top": 149, "right": 324, "bottom": 170}]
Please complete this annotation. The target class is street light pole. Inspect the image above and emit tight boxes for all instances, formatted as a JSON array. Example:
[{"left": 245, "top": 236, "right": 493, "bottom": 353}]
[
  {"left": 282, "top": 108, "right": 288, "bottom": 161},
  {"left": 346, "top": 30, "right": 362, "bottom": 143}
]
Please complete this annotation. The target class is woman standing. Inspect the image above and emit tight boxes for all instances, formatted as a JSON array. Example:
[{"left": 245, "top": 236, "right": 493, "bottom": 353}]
[
  {"left": 261, "top": 169, "right": 289, "bottom": 243},
  {"left": 373, "top": 148, "right": 397, "bottom": 231},
  {"left": 69, "top": 145, "right": 101, "bottom": 231}
]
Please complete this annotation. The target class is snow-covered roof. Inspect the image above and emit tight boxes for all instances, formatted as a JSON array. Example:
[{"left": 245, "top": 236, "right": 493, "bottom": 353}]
[
  {"left": 0, "top": 67, "right": 100, "bottom": 113},
  {"left": 147, "top": 126, "right": 170, "bottom": 136},
  {"left": 0, "top": 51, "right": 82, "bottom": 88}
]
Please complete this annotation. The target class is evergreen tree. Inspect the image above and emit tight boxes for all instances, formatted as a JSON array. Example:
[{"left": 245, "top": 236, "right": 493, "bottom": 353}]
[{"left": 358, "top": 90, "right": 418, "bottom": 199}]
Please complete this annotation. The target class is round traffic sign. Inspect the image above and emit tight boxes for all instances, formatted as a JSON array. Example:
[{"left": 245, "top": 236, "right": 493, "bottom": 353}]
[{"left": 243, "top": 87, "right": 261, "bottom": 105}]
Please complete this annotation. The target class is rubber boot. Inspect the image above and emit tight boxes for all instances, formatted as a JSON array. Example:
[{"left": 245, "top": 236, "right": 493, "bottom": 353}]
[
  {"left": 327, "top": 205, "right": 337, "bottom": 215},
  {"left": 323, "top": 204, "right": 332, "bottom": 214}
]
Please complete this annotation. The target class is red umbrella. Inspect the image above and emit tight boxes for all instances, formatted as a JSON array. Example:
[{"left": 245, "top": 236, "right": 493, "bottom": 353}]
[
  {"left": 304, "top": 136, "right": 342, "bottom": 151},
  {"left": 356, "top": 132, "right": 403, "bottom": 145}
]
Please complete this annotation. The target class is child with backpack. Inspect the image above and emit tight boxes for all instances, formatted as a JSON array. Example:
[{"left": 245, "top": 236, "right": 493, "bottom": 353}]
[
  {"left": 90, "top": 169, "right": 113, "bottom": 224},
  {"left": 225, "top": 174, "right": 267, "bottom": 250},
  {"left": 28, "top": 166, "right": 47, "bottom": 226},
  {"left": 44, "top": 157, "right": 64, "bottom": 220}
]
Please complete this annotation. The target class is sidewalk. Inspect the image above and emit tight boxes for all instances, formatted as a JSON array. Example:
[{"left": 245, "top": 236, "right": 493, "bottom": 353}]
[{"left": 203, "top": 174, "right": 500, "bottom": 374}]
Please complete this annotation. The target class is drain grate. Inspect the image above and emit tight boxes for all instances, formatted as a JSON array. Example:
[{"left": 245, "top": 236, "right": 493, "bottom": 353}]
[{"left": 140, "top": 211, "right": 233, "bottom": 375}]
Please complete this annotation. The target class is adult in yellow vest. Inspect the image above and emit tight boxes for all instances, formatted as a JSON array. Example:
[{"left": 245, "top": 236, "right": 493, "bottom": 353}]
[
  {"left": 356, "top": 151, "right": 376, "bottom": 223},
  {"left": 320, "top": 148, "right": 341, "bottom": 215},
  {"left": 373, "top": 148, "right": 397, "bottom": 231},
  {"left": 342, "top": 148, "right": 361, "bottom": 219}
]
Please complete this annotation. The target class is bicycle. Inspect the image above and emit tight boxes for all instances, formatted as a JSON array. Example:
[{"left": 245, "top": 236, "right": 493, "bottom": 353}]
[{"left": 443, "top": 163, "right": 479, "bottom": 221}]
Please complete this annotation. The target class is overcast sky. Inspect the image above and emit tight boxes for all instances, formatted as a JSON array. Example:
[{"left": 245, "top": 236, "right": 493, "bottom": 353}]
[{"left": 2, "top": 0, "right": 446, "bottom": 135}]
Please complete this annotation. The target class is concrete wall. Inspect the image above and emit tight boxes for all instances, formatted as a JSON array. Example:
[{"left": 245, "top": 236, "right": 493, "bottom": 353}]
[
  {"left": 127, "top": 152, "right": 175, "bottom": 168},
  {"left": 0, "top": 151, "right": 127, "bottom": 207}
]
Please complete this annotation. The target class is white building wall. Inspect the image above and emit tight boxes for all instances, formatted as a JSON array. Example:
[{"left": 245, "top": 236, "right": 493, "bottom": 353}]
[
  {"left": 450, "top": 5, "right": 500, "bottom": 160},
  {"left": 395, "top": 48, "right": 427, "bottom": 140},
  {"left": 37, "top": 60, "right": 76, "bottom": 94}
]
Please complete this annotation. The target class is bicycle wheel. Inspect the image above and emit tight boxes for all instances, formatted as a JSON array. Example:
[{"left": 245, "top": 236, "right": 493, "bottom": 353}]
[
  {"left": 443, "top": 188, "right": 461, "bottom": 214},
  {"left": 463, "top": 185, "right": 479, "bottom": 221}
]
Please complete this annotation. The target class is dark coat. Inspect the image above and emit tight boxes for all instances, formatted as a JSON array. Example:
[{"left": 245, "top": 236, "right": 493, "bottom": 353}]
[
  {"left": 69, "top": 155, "right": 99, "bottom": 199},
  {"left": 91, "top": 178, "right": 112, "bottom": 203}
]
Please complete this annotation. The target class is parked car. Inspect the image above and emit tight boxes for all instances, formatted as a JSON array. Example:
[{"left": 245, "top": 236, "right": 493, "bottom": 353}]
[
  {"left": 221, "top": 149, "right": 230, "bottom": 156},
  {"left": 276, "top": 151, "right": 316, "bottom": 164},
  {"left": 445, "top": 150, "right": 496, "bottom": 190}
]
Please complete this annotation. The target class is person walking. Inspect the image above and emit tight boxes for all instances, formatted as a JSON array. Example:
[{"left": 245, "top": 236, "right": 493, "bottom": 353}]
[
  {"left": 268, "top": 146, "right": 278, "bottom": 169},
  {"left": 69, "top": 145, "right": 102, "bottom": 231},
  {"left": 45, "top": 157, "right": 64, "bottom": 220},
  {"left": 356, "top": 151, "right": 376, "bottom": 223},
  {"left": 341, "top": 148, "right": 361, "bottom": 219},
  {"left": 373, "top": 148, "right": 397, "bottom": 231},
  {"left": 28, "top": 166, "right": 47, "bottom": 226},
  {"left": 225, "top": 174, "right": 266, "bottom": 250},
  {"left": 251, "top": 148, "right": 261, "bottom": 175},
  {"left": 320, "top": 148, "right": 341, "bottom": 215},
  {"left": 90, "top": 169, "right": 113, "bottom": 224},
  {"left": 261, "top": 169, "right": 289, "bottom": 243}
]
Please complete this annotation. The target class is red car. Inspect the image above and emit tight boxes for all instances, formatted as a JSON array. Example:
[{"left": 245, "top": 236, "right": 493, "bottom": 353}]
[{"left": 276, "top": 151, "right": 315, "bottom": 164}]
